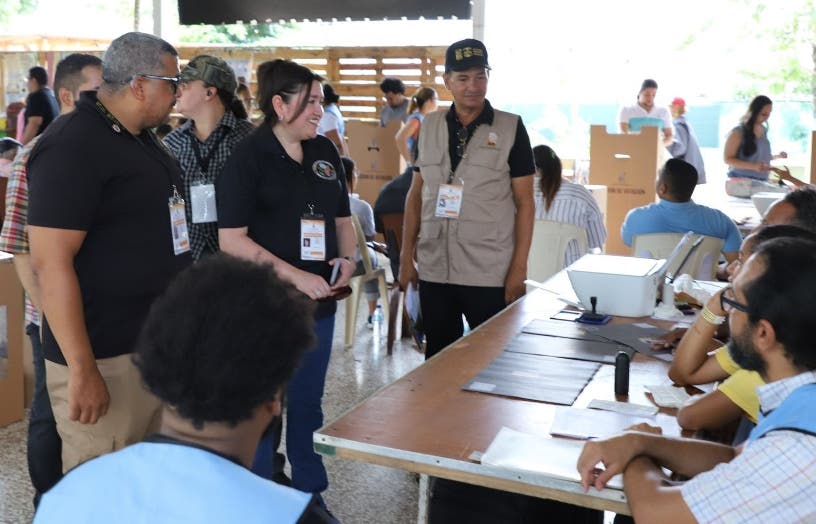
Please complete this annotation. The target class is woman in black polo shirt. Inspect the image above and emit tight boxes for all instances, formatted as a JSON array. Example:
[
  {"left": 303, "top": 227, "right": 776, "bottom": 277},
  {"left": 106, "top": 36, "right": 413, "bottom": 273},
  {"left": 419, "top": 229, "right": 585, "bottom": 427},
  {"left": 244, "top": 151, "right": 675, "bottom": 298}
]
[{"left": 217, "top": 59, "right": 356, "bottom": 507}]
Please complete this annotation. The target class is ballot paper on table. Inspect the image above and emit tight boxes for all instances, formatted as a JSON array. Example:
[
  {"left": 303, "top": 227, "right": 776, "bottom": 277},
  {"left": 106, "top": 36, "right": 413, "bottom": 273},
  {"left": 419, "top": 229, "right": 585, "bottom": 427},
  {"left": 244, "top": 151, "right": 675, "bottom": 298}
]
[
  {"left": 549, "top": 406, "right": 652, "bottom": 440},
  {"left": 644, "top": 385, "right": 692, "bottom": 408},
  {"left": 482, "top": 426, "right": 623, "bottom": 490}
]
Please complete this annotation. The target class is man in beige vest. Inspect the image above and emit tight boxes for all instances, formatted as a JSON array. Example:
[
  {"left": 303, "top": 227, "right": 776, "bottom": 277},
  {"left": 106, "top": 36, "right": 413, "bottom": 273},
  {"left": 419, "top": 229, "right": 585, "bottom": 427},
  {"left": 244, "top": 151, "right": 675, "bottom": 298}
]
[{"left": 399, "top": 38, "right": 535, "bottom": 360}]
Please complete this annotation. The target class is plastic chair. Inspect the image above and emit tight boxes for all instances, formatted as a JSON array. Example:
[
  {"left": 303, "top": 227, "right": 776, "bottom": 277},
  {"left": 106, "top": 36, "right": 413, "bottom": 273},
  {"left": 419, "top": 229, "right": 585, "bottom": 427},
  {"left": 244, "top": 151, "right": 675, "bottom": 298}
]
[
  {"left": 527, "top": 220, "right": 589, "bottom": 284},
  {"left": 344, "top": 215, "right": 389, "bottom": 349},
  {"left": 631, "top": 233, "right": 724, "bottom": 280}
]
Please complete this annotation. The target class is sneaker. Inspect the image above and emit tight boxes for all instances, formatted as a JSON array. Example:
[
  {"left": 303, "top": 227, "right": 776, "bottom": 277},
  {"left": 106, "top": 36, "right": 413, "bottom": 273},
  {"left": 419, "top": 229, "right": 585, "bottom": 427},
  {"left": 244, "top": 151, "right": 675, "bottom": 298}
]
[{"left": 366, "top": 315, "right": 373, "bottom": 329}]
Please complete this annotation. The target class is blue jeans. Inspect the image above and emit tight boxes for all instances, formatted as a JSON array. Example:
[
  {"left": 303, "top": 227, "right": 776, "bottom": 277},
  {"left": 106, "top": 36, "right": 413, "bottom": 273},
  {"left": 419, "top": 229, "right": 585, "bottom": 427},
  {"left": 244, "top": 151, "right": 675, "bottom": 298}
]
[
  {"left": 252, "top": 315, "right": 335, "bottom": 493},
  {"left": 26, "top": 323, "right": 62, "bottom": 506}
]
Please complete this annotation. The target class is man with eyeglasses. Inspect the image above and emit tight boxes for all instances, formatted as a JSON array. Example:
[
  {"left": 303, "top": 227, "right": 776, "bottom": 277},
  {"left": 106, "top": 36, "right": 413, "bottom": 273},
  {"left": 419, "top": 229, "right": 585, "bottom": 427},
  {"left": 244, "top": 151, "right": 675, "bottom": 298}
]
[
  {"left": 399, "top": 38, "right": 535, "bottom": 361},
  {"left": 27, "top": 32, "right": 192, "bottom": 473},
  {"left": 578, "top": 237, "right": 816, "bottom": 523}
]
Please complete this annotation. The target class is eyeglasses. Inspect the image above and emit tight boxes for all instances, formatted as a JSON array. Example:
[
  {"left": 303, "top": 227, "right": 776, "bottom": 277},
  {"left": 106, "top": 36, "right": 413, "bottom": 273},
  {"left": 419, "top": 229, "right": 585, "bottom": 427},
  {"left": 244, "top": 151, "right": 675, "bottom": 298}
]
[
  {"left": 455, "top": 125, "right": 469, "bottom": 158},
  {"left": 131, "top": 73, "right": 180, "bottom": 94},
  {"left": 720, "top": 286, "right": 749, "bottom": 314}
]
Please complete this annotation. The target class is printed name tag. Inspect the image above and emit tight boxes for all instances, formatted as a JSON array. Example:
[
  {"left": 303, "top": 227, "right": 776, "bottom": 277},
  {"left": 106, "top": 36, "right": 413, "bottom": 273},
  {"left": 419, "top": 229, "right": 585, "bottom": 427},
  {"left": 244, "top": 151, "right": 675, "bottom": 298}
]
[
  {"left": 301, "top": 218, "right": 326, "bottom": 261},
  {"left": 435, "top": 184, "right": 464, "bottom": 218},
  {"left": 169, "top": 199, "right": 191, "bottom": 255},
  {"left": 190, "top": 183, "right": 218, "bottom": 223}
]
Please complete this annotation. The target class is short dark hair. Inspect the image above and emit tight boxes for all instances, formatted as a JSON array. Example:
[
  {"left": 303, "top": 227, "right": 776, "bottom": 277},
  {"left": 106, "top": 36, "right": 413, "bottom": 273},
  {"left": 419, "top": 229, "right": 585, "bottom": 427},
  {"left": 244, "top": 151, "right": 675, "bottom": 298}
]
[
  {"left": 659, "top": 158, "right": 698, "bottom": 201},
  {"left": 751, "top": 224, "right": 816, "bottom": 248},
  {"left": 341, "top": 156, "right": 356, "bottom": 185},
  {"left": 29, "top": 66, "right": 48, "bottom": 86},
  {"left": 781, "top": 187, "right": 816, "bottom": 232},
  {"left": 743, "top": 237, "right": 816, "bottom": 371},
  {"left": 379, "top": 77, "right": 405, "bottom": 95},
  {"left": 256, "top": 59, "right": 323, "bottom": 126},
  {"left": 134, "top": 254, "right": 315, "bottom": 429},
  {"left": 54, "top": 54, "right": 102, "bottom": 105},
  {"left": 640, "top": 78, "right": 658, "bottom": 92},
  {"left": 323, "top": 83, "right": 340, "bottom": 105}
]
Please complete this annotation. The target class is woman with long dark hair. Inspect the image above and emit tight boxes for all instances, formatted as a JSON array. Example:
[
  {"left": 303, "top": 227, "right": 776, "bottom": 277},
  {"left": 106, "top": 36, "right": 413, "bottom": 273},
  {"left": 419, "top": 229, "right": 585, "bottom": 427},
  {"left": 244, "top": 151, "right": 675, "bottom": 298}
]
[
  {"left": 395, "top": 85, "right": 438, "bottom": 164},
  {"left": 724, "top": 95, "right": 794, "bottom": 197},
  {"left": 532, "top": 145, "right": 606, "bottom": 265},
  {"left": 217, "top": 59, "right": 356, "bottom": 512}
]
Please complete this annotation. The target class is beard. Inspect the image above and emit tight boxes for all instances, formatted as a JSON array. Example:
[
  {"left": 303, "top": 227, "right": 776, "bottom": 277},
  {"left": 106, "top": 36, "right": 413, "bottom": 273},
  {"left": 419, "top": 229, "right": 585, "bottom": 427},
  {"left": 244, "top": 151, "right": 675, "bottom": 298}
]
[{"left": 727, "top": 329, "right": 767, "bottom": 376}]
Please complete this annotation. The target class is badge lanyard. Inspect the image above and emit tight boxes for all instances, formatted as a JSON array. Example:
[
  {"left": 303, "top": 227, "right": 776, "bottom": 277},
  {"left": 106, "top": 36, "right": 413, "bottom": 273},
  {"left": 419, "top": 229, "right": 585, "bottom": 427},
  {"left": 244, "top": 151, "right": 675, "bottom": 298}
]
[
  {"left": 94, "top": 99, "right": 190, "bottom": 255},
  {"left": 189, "top": 126, "right": 228, "bottom": 223},
  {"left": 301, "top": 203, "right": 326, "bottom": 261}
]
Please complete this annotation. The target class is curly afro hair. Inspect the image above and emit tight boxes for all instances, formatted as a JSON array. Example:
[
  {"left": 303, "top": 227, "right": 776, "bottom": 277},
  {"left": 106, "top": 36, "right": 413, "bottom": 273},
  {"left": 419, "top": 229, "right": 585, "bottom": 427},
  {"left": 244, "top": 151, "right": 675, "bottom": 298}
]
[{"left": 133, "top": 253, "right": 315, "bottom": 429}]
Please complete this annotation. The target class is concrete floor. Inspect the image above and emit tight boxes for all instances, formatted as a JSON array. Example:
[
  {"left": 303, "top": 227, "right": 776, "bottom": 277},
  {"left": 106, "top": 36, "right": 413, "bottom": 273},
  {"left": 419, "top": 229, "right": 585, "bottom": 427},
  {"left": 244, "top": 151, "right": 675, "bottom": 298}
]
[{"left": 0, "top": 297, "right": 425, "bottom": 524}]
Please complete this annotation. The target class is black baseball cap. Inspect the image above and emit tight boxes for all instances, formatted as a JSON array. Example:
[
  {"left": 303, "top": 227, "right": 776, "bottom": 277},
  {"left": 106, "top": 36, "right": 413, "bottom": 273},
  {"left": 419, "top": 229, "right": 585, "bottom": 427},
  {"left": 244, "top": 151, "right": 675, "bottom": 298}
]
[{"left": 445, "top": 39, "right": 490, "bottom": 73}]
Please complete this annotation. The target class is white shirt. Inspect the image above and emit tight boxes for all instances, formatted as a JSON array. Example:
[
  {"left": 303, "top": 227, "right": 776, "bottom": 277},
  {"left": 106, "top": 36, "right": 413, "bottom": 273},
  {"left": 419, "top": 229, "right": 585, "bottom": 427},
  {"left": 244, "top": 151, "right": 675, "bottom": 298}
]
[
  {"left": 533, "top": 179, "right": 607, "bottom": 265},
  {"left": 618, "top": 104, "right": 673, "bottom": 134}
]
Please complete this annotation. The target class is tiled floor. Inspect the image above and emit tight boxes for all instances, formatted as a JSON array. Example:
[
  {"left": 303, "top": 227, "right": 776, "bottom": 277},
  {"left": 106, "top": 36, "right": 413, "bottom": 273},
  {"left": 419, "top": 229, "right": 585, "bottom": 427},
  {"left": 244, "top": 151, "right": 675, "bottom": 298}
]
[{"left": 0, "top": 298, "right": 425, "bottom": 524}]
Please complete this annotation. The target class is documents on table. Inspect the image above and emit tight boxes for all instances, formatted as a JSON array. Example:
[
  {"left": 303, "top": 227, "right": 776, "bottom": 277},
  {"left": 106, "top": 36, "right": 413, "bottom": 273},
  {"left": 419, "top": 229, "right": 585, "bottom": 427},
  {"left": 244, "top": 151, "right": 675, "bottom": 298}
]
[
  {"left": 507, "top": 331, "right": 629, "bottom": 365},
  {"left": 482, "top": 426, "right": 623, "bottom": 491},
  {"left": 644, "top": 384, "right": 692, "bottom": 408},
  {"left": 549, "top": 406, "right": 653, "bottom": 440},
  {"left": 587, "top": 399, "right": 659, "bottom": 417}
]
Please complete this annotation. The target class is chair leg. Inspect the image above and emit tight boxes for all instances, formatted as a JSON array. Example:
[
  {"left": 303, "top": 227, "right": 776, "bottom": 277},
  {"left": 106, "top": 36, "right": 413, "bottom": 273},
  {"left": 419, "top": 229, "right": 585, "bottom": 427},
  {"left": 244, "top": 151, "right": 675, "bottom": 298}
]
[
  {"left": 387, "top": 286, "right": 401, "bottom": 355},
  {"left": 378, "top": 274, "right": 390, "bottom": 353},
  {"left": 344, "top": 279, "right": 362, "bottom": 348}
]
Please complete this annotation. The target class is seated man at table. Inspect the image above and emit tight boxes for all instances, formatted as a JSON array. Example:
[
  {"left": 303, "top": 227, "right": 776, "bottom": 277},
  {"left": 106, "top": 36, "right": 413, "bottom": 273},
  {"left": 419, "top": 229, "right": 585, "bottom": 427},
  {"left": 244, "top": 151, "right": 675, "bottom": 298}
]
[
  {"left": 761, "top": 186, "right": 816, "bottom": 232},
  {"left": 621, "top": 158, "right": 742, "bottom": 265},
  {"left": 35, "top": 254, "right": 334, "bottom": 523},
  {"left": 578, "top": 237, "right": 816, "bottom": 523}
]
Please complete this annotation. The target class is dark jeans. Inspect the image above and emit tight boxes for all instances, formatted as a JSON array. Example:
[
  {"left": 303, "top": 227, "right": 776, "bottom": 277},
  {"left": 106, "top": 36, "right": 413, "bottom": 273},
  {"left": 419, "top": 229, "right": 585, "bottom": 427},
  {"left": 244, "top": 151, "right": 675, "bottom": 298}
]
[
  {"left": 26, "top": 323, "right": 62, "bottom": 506},
  {"left": 429, "top": 478, "right": 604, "bottom": 524},
  {"left": 252, "top": 315, "right": 335, "bottom": 494},
  {"left": 418, "top": 280, "right": 506, "bottom": 359}
]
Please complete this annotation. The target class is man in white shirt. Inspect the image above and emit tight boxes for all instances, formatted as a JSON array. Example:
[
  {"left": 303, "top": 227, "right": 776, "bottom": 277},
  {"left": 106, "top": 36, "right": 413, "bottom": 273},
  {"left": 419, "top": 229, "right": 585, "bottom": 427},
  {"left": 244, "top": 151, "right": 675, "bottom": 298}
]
[
  {"left": 618, "top": 78, "right": 673, "bottom": 146},
  {"left": 578, "top": 237, "right": 816, "bottom": 524}
]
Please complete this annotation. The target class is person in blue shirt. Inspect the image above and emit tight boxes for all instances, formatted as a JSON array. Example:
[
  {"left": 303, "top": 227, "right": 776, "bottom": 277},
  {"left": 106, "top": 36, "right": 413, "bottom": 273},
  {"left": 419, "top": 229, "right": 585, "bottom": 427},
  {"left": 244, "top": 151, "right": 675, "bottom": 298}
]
[
  {"left": 621, "top": 158, "right": 741, "bottom": 265},
  {"left": 35, "top": 254, "right": 335, "bottom": 524}
]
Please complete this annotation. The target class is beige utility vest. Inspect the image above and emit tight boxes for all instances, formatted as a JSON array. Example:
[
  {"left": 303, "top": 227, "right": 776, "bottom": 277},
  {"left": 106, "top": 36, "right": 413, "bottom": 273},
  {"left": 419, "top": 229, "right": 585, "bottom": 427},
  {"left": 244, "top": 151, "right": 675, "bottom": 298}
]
[{"left": 415, "top": 108, "right": 518, "bottom": 287}]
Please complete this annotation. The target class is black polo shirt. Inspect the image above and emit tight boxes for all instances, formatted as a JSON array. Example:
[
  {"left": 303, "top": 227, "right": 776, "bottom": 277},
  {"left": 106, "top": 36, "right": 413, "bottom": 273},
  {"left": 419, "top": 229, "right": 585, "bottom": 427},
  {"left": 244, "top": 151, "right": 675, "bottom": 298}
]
[
  {"left": 27, "top": 91, "right": 193, "bottom": 364},
  {"left": 217, "top": 123, "right": 350, "bottom": 318},
  {"left": 415, "top": 99, "right": 534, "bottom": 177}
]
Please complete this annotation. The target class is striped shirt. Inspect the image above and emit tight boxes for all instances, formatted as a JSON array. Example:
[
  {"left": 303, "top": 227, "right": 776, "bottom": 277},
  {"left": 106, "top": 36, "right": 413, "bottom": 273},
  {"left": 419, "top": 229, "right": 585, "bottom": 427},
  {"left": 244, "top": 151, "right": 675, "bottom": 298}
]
[
  {"left": 681, "top": 371, "right": 816, "bottom": 523},
  {"left": 163, "top": 111, "right": 254, "bottom": 260},
  {"left": 0, "top": 137, "right": 39, "bottom": 326},
  {"left": 534, "top": 179, "right": 607, "bottom": 265}
]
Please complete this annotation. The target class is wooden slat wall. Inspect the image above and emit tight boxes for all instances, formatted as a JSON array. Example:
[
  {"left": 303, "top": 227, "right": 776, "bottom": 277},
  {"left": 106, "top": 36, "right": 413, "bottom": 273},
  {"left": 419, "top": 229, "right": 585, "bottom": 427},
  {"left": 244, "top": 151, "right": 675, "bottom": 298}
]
[{"left": 177, "top": 45, "right": 452, "bottom": 121}]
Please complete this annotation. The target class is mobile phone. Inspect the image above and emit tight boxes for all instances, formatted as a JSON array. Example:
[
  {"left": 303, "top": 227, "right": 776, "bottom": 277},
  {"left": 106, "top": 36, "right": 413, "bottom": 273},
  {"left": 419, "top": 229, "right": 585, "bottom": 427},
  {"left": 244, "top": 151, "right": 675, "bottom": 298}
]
[{"left": 329, "top": 261, "right": 341, "bottom": 285}]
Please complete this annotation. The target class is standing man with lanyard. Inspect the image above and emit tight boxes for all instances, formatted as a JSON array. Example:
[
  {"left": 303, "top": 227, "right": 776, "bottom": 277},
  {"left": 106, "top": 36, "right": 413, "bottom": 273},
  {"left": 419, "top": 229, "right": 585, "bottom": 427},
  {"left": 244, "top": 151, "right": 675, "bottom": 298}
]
[
  {"left": 399, "top": 38, "right": 535, "bottom": 360},
  {"left": 164, "top": 55, "right": 254, "bottom": 260},
  {"left": 27, "top": 32, "right": 192, "bottom": 472}
]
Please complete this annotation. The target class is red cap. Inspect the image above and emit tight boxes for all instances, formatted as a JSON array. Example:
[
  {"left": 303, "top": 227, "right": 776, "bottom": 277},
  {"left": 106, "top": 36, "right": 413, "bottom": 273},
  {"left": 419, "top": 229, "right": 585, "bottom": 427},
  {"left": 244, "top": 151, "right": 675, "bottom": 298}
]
[{"left": 671, "top": 97, "right": 686, "bottom": 107}]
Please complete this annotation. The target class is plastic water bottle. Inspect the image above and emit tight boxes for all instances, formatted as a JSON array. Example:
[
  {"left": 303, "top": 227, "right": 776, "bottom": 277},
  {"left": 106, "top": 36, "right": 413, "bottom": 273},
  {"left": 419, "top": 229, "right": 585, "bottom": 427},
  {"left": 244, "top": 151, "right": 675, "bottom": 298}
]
[{"left": 372, "top": 305, "right": 384, "bottom": 345}]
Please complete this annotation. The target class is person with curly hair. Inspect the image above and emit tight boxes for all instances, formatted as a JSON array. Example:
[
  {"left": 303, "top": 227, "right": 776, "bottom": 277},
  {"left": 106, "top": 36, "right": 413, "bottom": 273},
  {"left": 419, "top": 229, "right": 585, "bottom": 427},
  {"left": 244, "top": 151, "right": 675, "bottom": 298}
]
[{"left": 34, "top": 254, "right": 335, "bottom": 523}]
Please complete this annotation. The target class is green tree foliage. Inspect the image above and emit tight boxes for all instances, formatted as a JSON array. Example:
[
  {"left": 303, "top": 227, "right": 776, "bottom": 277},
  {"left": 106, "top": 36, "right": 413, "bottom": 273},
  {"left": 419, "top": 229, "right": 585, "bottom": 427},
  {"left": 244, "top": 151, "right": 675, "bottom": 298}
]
[
  {"left": 178, "top": 22, "right": 288, "bottom": 45},
  {"left": 0, "top": 0, "right": 38, "bottom": 26}
]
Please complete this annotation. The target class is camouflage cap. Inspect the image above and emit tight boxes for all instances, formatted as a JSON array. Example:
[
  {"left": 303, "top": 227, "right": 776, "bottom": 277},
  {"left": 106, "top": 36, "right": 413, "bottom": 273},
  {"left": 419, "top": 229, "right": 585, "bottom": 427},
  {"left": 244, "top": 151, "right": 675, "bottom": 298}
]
[{"left": 179, "top": 55, "right": 238, "bottom": 94}]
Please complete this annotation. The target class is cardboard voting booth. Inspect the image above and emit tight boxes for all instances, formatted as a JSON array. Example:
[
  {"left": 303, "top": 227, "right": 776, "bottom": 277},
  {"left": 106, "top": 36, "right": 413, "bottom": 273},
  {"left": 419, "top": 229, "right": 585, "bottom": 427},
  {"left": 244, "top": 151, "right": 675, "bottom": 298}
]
[
  {"left": 346, "top": 120, "right": 404, "bottom": 205},
  {"left": 0, "top": 251, "right": 24, "bottom": 427},
  {"left": 589, "top": 125, "right": 660, "bottom": 255}
]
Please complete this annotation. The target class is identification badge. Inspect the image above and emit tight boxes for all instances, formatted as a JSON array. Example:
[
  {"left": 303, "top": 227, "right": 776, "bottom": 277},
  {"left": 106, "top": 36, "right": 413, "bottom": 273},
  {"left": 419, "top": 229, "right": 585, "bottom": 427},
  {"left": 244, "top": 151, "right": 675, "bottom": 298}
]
[
  {"left": 169, "top": 189, "right": 191, "bottom": 255},
  {"left": 190, "top": 183, "right": 218, "bottom": 223},
  {"left": 435, "top": 183, "right": 464, "bottom": 218},
  {"left": 301, "top": 217, "right": 326, "bottom": 260}
]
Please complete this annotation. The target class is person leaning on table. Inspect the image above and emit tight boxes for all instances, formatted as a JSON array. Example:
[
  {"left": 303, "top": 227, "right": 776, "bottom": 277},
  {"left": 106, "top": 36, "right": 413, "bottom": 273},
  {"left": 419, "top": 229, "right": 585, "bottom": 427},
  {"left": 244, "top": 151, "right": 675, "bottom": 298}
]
[{"left": 578, "top": 237, "right": 816, "bottom": 524}]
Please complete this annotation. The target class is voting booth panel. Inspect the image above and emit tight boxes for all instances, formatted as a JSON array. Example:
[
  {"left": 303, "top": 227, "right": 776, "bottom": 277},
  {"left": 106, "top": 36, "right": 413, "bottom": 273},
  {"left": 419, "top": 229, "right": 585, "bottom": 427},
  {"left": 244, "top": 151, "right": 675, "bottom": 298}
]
[
  {"left": 346, "top": 119, "right": 404, "bottom": 205},
  {"left": 0, "top": 252, "right": 25, "bottom": 427},
  {"left": 589, "top": 125, "right": 660, "bottom": 255}
]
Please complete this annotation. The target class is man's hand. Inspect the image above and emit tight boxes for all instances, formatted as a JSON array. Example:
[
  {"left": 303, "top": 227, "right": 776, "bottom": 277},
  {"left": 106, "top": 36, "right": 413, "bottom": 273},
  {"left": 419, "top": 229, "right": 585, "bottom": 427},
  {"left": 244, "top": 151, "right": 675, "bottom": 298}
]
[
  {"left": 398, "top": 257, "right": 418, "bottom": 291},
  {"left": 504, "top": 265, "right": 526, "bottom": 304},
  {"left": 68, "top": 365, "right": 110, "bottom": 424},
  {"left": 577, "top": 432, "right": 641, "bottom": 492}
]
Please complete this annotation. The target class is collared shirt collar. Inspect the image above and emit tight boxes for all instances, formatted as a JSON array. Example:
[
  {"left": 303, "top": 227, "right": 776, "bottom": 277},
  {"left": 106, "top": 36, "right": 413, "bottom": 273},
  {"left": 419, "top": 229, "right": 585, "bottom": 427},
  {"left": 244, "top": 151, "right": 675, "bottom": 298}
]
[
  {"left": 758, "top": 370, "right": 816, "bottom": 414},
  {"left": 181, "top": 110, "right": 240, "bottom": 139},
  {"left": 446, "top": 99, "right": 495, "bottom": 128},
  {"left": 657, "top": 198, "right": 695, "bottom": 208}
]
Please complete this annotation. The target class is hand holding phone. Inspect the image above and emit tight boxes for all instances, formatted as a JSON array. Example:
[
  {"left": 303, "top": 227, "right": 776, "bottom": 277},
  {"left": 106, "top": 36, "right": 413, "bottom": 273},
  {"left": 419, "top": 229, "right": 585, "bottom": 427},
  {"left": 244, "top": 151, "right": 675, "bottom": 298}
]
[{"left": 330, "top": 261, "right": 341, "bottom": 286}]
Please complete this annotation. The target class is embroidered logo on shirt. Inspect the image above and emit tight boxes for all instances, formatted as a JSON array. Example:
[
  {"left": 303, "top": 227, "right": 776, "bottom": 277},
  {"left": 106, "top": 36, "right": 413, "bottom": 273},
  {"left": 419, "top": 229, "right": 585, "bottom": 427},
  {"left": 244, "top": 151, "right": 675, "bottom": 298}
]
[
  {"left": 312, "top": 160, "right": 337, "bottom": 180},
  {"left": 486, "top": 132, "right": 498, "bottom": 147}
]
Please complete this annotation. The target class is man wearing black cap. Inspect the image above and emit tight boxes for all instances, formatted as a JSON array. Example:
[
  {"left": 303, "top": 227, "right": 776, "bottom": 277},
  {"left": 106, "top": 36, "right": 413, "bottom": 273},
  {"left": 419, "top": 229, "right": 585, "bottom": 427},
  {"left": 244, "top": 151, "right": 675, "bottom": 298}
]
[
  {"left": 164, "top": 55, "right": 255, "bottom": 260},
  {"left": 618, "top": 78, "right": 674, "bottom": 146},
  {"left": 399, "top": 38, "right": 535, "bottom": 361}
]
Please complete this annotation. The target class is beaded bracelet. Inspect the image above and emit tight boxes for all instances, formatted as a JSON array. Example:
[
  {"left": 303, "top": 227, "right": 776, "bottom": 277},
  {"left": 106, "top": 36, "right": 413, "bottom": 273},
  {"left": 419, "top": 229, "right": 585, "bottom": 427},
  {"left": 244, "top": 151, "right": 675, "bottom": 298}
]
[{"left": 700, "top": 306, "right": 726, "bottom": 325}]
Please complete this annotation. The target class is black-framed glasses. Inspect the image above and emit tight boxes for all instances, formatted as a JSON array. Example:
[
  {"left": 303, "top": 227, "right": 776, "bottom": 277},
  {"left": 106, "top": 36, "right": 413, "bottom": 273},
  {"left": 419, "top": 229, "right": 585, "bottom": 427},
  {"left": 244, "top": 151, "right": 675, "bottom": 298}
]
[
  {"left": 720, "top": 286, "right": 749, "bottom": 314},
  {"left": 132, "top": 73, "right": 180, "bottom": 94},
  {"left": 455, "top": 125, "right": 469, "bottom": 158}
]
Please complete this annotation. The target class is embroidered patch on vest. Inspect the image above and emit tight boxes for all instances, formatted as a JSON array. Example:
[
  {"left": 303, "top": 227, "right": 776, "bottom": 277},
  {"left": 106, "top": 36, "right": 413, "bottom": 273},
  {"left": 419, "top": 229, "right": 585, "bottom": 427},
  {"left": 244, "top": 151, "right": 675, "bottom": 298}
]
[
  {"left": 487, "top": 131, "right": 498, "bottom": 147},
  {"left": 312, "top": 160, "right": 337, "bottom": 180}
]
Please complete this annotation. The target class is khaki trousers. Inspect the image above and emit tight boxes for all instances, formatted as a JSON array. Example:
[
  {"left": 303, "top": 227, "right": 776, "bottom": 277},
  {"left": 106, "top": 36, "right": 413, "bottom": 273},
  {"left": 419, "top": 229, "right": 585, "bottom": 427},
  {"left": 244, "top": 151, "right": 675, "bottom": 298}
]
[{"left": 46, "top": 353, "right": 162, "bottom": 472}]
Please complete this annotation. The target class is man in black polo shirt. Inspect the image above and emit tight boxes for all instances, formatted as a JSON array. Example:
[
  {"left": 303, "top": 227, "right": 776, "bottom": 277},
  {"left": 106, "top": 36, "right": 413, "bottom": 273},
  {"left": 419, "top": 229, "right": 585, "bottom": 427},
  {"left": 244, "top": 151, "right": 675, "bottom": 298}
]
[
  {"left": 398, "top": 39, "right": 535, "bottom": 360},
  {"left": 27, "top": 32, "right": 192, "bottom": 473},
  {"left": 21, "top": 66, "right": 59, "bottom": 145}
]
